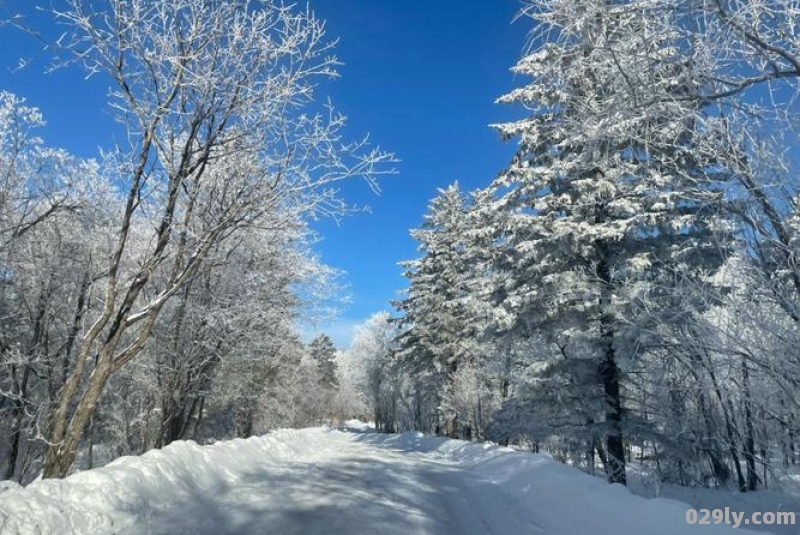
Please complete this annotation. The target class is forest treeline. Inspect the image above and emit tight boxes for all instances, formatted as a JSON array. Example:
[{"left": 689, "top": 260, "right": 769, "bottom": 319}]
[{"left": 341, "top": 0, "right": 800, "bottom": 492}]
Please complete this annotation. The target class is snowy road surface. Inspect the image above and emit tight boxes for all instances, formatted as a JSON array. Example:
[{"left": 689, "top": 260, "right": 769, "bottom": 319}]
[
  {"left": 0, "top": 425, "right": 771, "bottom": 534},
  {"left": 121, "top": 434, "right": 543, "bottom": 535}
]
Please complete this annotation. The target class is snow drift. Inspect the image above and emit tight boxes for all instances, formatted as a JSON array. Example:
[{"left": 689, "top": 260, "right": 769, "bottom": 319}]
[
  {"left": 0, "top": 429, "right": 320, "bottom": 534},
  {"left": 351, "top": 428, "right": 771, "bottom": 535}
]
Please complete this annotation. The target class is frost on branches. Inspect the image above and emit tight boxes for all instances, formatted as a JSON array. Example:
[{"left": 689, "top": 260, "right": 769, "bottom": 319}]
[
  {"left": 0, "top": 0, "right": 392, "bottom": 482},
  {"left": 387, "top": 0, "right": 800, "bottom": 494}
]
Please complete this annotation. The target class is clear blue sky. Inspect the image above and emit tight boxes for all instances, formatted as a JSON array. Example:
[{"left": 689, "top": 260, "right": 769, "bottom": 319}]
[
  {"left": 307, "top": 1, "right": 530, "bottom": 346},
  {"left": 0, "top": 1, "right": 531, "bottom": 347}
]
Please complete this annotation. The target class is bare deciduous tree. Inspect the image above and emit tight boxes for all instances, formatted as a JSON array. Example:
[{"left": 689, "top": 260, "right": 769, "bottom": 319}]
[{"left": 41, "top": 0, "right": 392, "bottom": 478}]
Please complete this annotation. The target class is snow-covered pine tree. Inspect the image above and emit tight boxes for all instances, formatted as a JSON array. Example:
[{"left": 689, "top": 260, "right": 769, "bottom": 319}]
[
  {"left": 309, "top": 334, "right": 340, "bottom": 391},
  {"left": 394, "top": 183, "right": 489, "bottom": 438},
  {"left": 488, "top": 0, "right": 734, "bottom": 484}
]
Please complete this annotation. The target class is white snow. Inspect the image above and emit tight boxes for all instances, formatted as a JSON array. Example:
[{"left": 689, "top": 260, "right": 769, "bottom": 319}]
[
  {"left": 628, "top": 471, "right": 800, "bottom": 535},
  {"left": 0, "top": 424, "right": 777, "bottom": 534}
]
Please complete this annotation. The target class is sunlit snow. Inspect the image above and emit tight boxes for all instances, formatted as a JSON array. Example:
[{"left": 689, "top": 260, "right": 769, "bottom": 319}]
[{"left": 0, "top": 424, "right": 764, "bottom": 535}]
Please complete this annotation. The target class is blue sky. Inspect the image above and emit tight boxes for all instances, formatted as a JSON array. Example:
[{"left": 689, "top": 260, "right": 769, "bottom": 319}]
[
  {"left": 0, "top": 1, "right": 531, "bottom": 348},
  {"left": 305, "top": 1, "right": 530, "bottom": 346}
]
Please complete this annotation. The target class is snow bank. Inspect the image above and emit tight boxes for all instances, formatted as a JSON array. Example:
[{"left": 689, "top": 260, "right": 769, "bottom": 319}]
[
  {"left": 0, "top": 481, "right": 21, "bottom": 495},
  {"left": 0, "top": 429, "right": 323, "bottom": 535},
  {"left": 349, "top": 429, "right": 774, "bottom": 535},
  {"left": 628, "top": 471, "right": 800, "bottom": 535}
]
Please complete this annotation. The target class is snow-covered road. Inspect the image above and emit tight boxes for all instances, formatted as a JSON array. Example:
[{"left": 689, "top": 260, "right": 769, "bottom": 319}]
[
  {"left": 126, "top": 433, "right": 542, "bottom": 535},
  {"left": 0, "top": 425, "right": 771, "bottom": 534}
]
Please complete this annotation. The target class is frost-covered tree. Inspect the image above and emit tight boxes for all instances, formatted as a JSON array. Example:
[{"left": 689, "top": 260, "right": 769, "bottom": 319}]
[
  {"left": 0, "top": 92, "right": 85, "bottom": 249},
  {"left": 487, "top": 0, "right": 735, "bottom": 484},
  {"left": 338, "top": 312, "right": 411, "bottom": 431},
  {"left": 338, "top": 313, "right": 390, "bottom": 419},
  {"left": 394, "top": 183, "right": 493, "bottom": 437},
  {"left": 688, "top": 0, "right": 799, "bottom": 103},
  {"left": 34, "top": 0, "right": 391, "bottom": 478},
  {"left": 0, "top": 92, "right": 116, "bottom": 482},
  {"left": 309, "top": 334, "right": 339, "bottom": 391}
]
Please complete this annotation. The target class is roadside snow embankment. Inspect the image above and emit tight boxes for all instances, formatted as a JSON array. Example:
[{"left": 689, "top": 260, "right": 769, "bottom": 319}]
[
  {"left": 0, "top": 429, "right": 322, "bottom": 534},
  {"left": 351, "top": 429, "right": 770, "bottom": 535}
]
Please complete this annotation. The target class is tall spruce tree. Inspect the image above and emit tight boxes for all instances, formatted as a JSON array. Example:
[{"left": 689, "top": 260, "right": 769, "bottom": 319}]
[
  {"left": 395, "top": 184, "right": 486, "bottom": 438},
  {"left": 487, "top": 0, "right": 734, "bottom": 484}
]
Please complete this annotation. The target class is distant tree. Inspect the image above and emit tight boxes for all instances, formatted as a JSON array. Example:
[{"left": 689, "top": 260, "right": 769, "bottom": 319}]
[
  {"left": 309, "top": 334, "right": 339, "bottom": 390},
  {"left": 339, "top": 312, "right": 404, "bottom": 432}
]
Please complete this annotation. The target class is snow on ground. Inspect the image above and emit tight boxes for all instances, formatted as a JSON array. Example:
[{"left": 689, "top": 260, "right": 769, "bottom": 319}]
[
  {"left": 0, "top": 423, "right": 788, "bottom": 534},
  {"left": 628, "top": 470, "right": 800, "bottom": 535}
]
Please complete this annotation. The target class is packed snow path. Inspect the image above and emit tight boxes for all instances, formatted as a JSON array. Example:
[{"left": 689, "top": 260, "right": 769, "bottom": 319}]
[
  {"left": 0, "top": 424, "right": 770, "bottom": 534},
  {"left": 121, "top": 432, "right": 544, "bottom": 535}
]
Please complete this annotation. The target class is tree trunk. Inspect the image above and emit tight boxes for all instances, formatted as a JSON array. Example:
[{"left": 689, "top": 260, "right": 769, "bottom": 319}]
[
  {"left": 43, "top": 356, "right": 114, "bottom": 479},
  {"left": 597, "top": 239, "right": 626, "bottom": 485},
  {"left": 87, "top": 414, "right": 95, "bottom": 470},
  {"left": 49, "top": 267, "right": 91, "bottom": 405},
  {"left": 694, "top": 341, "right": 746, "bottom": 492},
  {"left": 5, "top": 402, "right": 22, "bottom": 481},
  {"left": 724, "top": 397, "right": 748, "bottom": 492},
  {"left": 446, "top": 415, "right": 459, "bottom": 439},
  {"left": 599, "top": 349, "right": 626, "bottom": 485},
  {"left": 8, "top": 279, "right": 51, "bottom": 480},
  {"left": 190, "top": 396, "right": 205, "bottom": 439},
  {"left": 596, "top": 443, "right": 609, "bottom": 473},
  {"left": 4, "top": 364, "right": 30, "bottom": 482},
  {"left": 741, "top": 358, "right": 759, "bottom": 491},
  {"left": 697, "top": 389, "right": 730, "bottom": 486}
]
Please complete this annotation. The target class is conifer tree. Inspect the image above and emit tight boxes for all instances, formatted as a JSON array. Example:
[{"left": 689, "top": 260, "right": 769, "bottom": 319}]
[
  {"left": 309, "top": 334, "right": 339, "bottom": 390},
  {"left": 488, "top": 0, "right": 734, "bottom": 484},
  {"left": 395, "top": 184, "right": 486, "bottom": 437}
]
